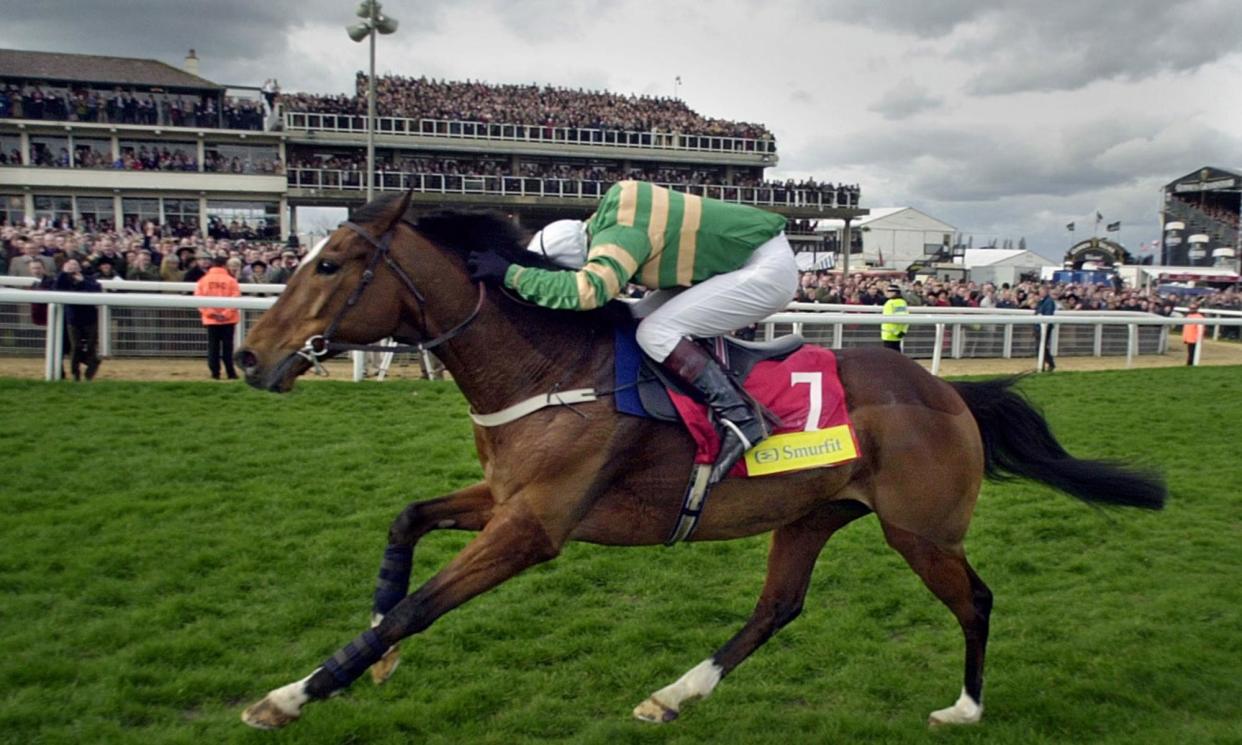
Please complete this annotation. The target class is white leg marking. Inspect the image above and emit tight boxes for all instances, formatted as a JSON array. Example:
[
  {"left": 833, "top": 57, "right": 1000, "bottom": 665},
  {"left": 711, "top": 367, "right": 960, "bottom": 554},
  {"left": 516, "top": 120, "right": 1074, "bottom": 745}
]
[
  {"left": 929, "top": 686, "right": 983, "bottom": 726},
  {"left": 267, "top": 669, "right": 319, "bottom": 717},
  {"left": 371, "top": 612, "right": 384, "bottom": 627},
  {"left": 652, "top": 659, "right": 723, "bottom": 710}
]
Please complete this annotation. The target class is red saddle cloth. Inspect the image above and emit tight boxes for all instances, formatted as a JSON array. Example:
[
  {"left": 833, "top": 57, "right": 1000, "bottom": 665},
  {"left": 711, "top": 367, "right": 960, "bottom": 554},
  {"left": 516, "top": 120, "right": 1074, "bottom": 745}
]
[{"left": 667, "top": 345, "right": 858, "bottom": 478}]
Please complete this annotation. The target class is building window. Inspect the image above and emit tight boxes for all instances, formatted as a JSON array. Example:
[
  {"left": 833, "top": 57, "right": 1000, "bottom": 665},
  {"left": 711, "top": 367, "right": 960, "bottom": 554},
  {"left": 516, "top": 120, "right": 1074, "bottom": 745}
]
[
  {"left": 117, "top": 140, "right": 198, "bottom": 171},
  {"left": 29, "top": 136, "right": 70, "bottom": 167},
  {"left": 206, "top": 200, "right": 279, "bottom": 240},
  {"left": 0, "top": 134, "right": 22, "bottom": 166},
  {"left": 73, "top": 138, "right": 112, "bottom": 169},
  {"left": 204, "top": 143, "right": 282, "bottom": 174},
  {"left": 0, "top": 195, "right": 25, "bottom": 226},
  {"left": 122, "top": 198, "right": 161, "bottom": 232},
  {"left": 163, "top": 198, "right": 200, "bottom": 237},
  {"left": 75, "top": 196, "right": 116, "bottom": 233},
  {"left": 33, "top": 195, "right": 73, "bottom": 228}
]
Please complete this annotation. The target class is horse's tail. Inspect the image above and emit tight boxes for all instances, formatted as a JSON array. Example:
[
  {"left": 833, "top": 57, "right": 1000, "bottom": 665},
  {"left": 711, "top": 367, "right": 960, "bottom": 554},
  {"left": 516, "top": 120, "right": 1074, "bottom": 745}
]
[{"left": 952, "top": 377, "right": 1166, "bottom": 510}]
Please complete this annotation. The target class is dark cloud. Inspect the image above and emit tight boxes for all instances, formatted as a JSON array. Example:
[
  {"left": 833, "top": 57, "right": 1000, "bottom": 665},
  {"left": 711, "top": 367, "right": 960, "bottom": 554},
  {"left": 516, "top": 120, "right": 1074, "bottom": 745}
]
[
  {"left": 801, "top": 116, "right": 1241, "bottom": 202},
  {"left": 868, "top": 78, "right": 942, "bottom": 119},
  {"left": 0, "top": 0, "right": 446, "bottom": 89},
  {"left": 812, "top": 0, "right": 1242, "bottom": 94}
]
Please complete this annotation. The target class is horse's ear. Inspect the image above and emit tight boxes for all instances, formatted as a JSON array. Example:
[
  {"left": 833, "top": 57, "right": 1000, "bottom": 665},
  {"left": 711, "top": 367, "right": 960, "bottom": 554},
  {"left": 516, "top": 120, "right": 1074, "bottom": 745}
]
[{"left": 385, "top": 188, "right": 415, "bottom": 230}]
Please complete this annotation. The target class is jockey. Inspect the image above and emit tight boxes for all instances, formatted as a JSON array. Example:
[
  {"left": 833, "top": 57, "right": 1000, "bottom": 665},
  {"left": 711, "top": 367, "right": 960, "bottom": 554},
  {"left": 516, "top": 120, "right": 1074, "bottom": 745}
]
[{"left": 468, "top": 180, "right": 798, "bottom": 484}]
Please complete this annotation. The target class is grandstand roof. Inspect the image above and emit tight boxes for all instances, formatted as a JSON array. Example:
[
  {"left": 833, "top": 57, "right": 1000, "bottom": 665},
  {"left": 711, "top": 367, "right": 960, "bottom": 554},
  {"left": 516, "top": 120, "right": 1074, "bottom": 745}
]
[
  {"left": 1163, "top": 166, "right": 1241, "bottom": 193},
  {"left": 0, "top": 48, "right": 222, "bottom": 90}
]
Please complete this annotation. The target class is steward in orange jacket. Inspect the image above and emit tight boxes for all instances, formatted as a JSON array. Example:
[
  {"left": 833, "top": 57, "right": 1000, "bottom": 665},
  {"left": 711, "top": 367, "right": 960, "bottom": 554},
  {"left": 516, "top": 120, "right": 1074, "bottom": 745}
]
[
  {"left": 1181, "top": 302, "right": 1205, "bottom": 366},
  {"left": 195, "top": 263, "right": 241, "bottom": 325},
  {"left": 194, "top": 256, "right": 242, "bottom": 379}
]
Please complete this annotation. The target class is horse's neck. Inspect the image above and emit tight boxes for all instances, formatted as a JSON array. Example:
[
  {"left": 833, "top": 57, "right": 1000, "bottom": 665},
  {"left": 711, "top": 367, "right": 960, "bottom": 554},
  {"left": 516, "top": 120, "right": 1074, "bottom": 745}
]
[{"left": 429, "top": 290, "right": 603, "bottom": 415}]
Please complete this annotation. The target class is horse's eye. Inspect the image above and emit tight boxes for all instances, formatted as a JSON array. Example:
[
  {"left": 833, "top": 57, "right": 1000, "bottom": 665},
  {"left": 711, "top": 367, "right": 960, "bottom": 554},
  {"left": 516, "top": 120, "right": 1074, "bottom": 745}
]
[{"left": 316, "top": 260, "right": 340, "bottom": 276}]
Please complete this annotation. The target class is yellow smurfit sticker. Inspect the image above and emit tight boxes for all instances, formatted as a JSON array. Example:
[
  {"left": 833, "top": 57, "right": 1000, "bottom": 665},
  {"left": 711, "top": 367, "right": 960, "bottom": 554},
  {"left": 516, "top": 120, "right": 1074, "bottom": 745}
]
[{"left": 744, "top": 425, "right": 857, "bottom": 476}]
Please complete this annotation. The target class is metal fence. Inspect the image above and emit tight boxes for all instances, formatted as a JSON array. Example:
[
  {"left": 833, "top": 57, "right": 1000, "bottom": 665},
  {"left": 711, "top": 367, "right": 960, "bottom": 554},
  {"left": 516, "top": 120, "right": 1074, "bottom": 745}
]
[
  {"left": 7, "top": 281, "right": 1238, "bottom": 382},
  {"left": 283, "top": 112, "right": 778, "bottom": 155},
  {"left": 286, "top": 169, "right": 849, "bottom": 209}
]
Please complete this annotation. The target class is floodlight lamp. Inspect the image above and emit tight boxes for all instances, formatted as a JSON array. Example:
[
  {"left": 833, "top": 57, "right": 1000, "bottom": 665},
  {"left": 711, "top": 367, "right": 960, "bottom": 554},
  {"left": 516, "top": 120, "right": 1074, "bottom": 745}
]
[
  {"left": 356, "top": 0, "right": 378, "bottom": 18},
  {"left": 375, "top": 15, "right": 399, "bottom": 34},
  {"left": 346, "top": 22, "right": 372, "bottom": 42}
]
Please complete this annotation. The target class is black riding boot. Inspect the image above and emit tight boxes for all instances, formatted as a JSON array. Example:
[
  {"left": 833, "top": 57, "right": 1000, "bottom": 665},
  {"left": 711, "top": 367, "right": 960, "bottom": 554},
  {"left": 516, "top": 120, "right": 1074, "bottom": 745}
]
[{"left": 662, "top": 338, "right": 767, "bottom": 485}]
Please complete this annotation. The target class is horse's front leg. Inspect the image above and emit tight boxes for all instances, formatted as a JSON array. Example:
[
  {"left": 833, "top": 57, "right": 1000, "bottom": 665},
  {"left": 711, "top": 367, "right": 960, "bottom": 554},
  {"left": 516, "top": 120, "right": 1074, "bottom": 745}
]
[
  {"left": 241, "top": 498, "right": 561, "bottom": 730},
  {"left": 369, "top": 482, "right": 495, "bottom": 684}
]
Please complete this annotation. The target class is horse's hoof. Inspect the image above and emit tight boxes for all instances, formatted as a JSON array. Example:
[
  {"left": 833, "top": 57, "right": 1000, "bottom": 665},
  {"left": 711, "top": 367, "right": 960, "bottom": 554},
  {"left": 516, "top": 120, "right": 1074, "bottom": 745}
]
[
  {"left": 927, "top": 691, "right": 982, "bottom": 727},
  {"left": 633, "top": 697, "right": 679, "bottom": 723},
  {"left": 371, "top": 643, "right": 401, "bottom": 685},
  {"left": 241, "top": 696, "right": 300, "bottom": 730}
]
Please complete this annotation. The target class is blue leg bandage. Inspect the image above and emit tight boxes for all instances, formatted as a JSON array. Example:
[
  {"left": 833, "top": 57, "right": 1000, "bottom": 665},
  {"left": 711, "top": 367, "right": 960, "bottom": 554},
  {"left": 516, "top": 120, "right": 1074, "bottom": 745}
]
[
  {"left": 373, "top": 544, "right": 413, "bottom": 615},
  {"left": 321, "top": 628, "right": 388, "bottom": 687}
]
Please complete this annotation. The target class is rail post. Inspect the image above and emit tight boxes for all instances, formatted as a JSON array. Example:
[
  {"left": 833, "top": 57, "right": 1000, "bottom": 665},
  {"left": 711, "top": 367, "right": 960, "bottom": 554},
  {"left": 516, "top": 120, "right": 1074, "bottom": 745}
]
[
  {"left": 1125, "top": 324, "right": 1137, "bottom": 368},
  {"left": 931, "top": 323, "right": 945, "bottom": 376},
  {"left": 45, "top": 303, "right": 64, "bottom": 381},
  {"left": 99, "top": 305, "right": 112, "bottom": 357},
  {"left": 1036, "top": 323, "right": 1048, "bottom": 372}
]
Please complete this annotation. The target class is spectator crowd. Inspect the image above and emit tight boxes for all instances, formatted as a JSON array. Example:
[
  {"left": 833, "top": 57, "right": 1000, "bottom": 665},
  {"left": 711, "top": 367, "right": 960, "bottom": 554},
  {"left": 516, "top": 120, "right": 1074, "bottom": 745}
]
[
  {"left": 791, "top": 271, "right": 1241, "bottom": 320},
  {"left": 280, "top": 73, "right": 774, "bottom": 141},
  {"left": 286, "top": 151, "right": 860, "bottom": 206},
  {"left": 3, "top": 222, "right": 299, "bottom": 285},
  {"left": 7, "top": 219, "right": 1238, "bottom": 317},
  {"left": 0, "top": 82, "right": 270, "bottom": 131}
]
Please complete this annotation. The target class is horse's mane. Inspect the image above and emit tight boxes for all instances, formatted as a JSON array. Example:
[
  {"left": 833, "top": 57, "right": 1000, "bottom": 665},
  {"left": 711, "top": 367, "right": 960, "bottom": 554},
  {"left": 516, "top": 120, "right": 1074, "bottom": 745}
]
[{"left": 351, "top": 198, "right": 628, "bottom": 327}]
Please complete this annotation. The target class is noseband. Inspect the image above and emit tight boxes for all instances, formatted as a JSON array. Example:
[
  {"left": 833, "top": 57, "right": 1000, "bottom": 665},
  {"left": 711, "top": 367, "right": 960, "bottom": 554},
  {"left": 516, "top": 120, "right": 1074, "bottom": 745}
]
[{"left": 295, "top": 219, "right": 486, "bottom": 375}]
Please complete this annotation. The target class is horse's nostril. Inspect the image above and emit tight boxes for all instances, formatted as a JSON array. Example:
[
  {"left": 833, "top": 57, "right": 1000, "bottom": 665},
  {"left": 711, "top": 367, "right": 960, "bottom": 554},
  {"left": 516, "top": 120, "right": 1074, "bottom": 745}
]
[{"left": 237, "top": 349, "right": 259, "bottom": 369}]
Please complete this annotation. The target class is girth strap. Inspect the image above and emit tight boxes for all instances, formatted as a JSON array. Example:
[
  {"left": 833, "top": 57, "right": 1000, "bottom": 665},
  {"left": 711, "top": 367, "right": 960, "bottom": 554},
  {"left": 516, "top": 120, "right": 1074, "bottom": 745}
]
[{"left": 469, "top": 388, "right": 598, "bottom": 427}]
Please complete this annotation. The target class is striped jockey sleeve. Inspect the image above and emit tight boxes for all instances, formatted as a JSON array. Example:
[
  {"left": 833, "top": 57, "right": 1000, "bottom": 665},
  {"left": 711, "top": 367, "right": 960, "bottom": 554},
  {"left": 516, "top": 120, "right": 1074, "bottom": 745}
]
[{"left": 504, "top": 225, "right": 650, "bottom": 310}]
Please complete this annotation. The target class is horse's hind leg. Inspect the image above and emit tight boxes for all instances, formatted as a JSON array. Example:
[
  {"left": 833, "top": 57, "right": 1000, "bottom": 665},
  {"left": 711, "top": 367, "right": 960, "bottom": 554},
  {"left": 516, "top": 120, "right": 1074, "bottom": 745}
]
[
  {"left": 880, "top": 522, "right": 992, "bottom": 726},
  {"left": 369, "top": 481, "right": 495, "bottom": 684},
  {"left": 634, "top": 499, "right": 870, "bottom": 723}
]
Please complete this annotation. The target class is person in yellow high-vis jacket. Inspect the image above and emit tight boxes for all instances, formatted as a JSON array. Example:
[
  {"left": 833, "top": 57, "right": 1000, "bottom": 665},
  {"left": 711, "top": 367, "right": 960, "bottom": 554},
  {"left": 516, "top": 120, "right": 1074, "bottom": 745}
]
[{"left": 881, "top": 284, "right": 909, "bottom": 352}]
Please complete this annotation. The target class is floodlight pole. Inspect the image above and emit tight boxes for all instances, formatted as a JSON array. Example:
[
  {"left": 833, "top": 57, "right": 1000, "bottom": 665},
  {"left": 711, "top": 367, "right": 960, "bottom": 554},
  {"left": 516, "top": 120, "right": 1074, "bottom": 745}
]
[{"left": 366, "top": 2, "right": 377, "bottom": 203}]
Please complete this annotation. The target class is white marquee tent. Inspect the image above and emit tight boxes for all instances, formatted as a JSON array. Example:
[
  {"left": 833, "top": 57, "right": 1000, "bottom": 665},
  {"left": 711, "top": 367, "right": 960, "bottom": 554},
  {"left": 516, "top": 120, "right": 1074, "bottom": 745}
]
[{"left": 815, "top": 207, "right": 956, "bottom": 270}]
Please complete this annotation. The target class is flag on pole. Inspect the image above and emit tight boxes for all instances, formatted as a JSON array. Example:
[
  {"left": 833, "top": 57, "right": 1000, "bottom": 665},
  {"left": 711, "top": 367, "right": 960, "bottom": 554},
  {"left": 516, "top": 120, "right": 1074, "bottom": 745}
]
[
  {"left": 1095, "top": 211, "right": 1103, "bottom": 224},
  {"left": 1066, "top": 222, "right": 1075, "bottom": 231},
  {"left": 1106, "top": 221, "right": 1121, "bottom": 232}
]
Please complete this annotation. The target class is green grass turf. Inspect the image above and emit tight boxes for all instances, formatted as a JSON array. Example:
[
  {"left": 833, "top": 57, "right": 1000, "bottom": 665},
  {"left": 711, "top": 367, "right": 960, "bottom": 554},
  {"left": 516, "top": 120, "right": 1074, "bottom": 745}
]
[{"left": 1, "top": 367, "right": 1240, "bottom": 744}]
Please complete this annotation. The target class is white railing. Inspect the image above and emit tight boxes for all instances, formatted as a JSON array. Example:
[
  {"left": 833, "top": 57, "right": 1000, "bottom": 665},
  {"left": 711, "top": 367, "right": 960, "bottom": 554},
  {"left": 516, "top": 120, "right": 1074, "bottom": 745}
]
[
  {"left": 5, "top": 287, "right": 1240, "bottom": 381},
  {"left": 286, "top": 169, "right": 849, "bottom": 208},
  {"left": 282, "top": 112, "right": 777, "bottom": 155}
]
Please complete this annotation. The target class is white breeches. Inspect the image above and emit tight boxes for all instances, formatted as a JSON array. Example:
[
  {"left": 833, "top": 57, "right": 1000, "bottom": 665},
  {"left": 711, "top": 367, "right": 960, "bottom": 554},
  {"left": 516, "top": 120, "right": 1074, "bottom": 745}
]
[{"left": 633, "top": 233, "right": 798, "bottom": 362}]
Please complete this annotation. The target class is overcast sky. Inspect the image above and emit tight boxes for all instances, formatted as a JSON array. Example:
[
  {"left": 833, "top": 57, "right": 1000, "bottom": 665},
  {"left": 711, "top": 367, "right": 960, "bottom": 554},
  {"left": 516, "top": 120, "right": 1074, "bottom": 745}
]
[{"left": 4, "top": 0, "right": 1241, "bottom": 259}]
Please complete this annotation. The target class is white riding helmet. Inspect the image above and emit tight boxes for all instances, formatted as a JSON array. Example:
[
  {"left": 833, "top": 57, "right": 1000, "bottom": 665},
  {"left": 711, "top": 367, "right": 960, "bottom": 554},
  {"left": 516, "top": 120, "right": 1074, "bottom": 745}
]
[{"left": 526, "top": 220, "right": 589, "bottom": 269}]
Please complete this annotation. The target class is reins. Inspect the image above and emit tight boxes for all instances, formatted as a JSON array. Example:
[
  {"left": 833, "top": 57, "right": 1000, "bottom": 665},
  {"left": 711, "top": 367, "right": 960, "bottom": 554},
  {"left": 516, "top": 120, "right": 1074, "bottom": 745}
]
[
  {"left": 293, "top": 217, "right": 608, "bottom": 428},
  {"left": 295, "top": 219, "right": 486, "bottom": 375}
]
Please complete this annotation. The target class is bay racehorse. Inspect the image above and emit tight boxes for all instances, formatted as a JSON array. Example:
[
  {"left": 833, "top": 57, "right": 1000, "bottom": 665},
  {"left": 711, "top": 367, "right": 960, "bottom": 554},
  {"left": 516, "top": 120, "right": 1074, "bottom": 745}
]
[{"left": 234, "top": 191, "right": 1165, "bottom": 730}]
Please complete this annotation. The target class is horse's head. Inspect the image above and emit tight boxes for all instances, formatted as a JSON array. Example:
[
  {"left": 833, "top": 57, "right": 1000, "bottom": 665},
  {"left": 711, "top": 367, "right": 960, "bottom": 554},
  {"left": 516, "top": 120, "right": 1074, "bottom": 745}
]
[
  {"left": 236, "top": 191, "right": 422, "bottom": 392},
  {"left": 237, "top": 193, "right": 540, "bottom": 393}
]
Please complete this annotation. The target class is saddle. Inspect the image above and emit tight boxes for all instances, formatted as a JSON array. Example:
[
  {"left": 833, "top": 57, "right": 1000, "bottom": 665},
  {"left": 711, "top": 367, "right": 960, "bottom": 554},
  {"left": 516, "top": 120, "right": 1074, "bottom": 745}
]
[
  {"left": 612, "top": 321, "right": 858, "bottom": 546},
  {"left": 614, "top": 325, "right": 804, "bottom": 422}
]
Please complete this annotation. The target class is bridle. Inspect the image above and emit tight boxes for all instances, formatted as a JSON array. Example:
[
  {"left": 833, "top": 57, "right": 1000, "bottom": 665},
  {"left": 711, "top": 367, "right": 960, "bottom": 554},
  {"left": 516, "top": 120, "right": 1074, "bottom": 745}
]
[{"left": 294, "top": 218, "right": 486, "bottom": 375}]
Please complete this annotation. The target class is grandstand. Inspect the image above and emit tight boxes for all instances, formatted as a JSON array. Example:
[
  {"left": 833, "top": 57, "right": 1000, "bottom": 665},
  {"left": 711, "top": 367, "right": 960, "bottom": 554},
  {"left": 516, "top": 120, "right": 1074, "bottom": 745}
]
[
  {"left": 0, "top": 48, "right": 866, "bottom": 243},
  {"left": 1161, "top": 166, "right": 1240, "bottom": 267}
]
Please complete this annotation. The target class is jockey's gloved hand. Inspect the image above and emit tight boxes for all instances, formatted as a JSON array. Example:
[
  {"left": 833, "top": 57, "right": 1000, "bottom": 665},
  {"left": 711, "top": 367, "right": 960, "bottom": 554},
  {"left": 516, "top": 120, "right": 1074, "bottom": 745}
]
[{"left": 467, "top": 250, "right": 511, "bottom": 284}]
